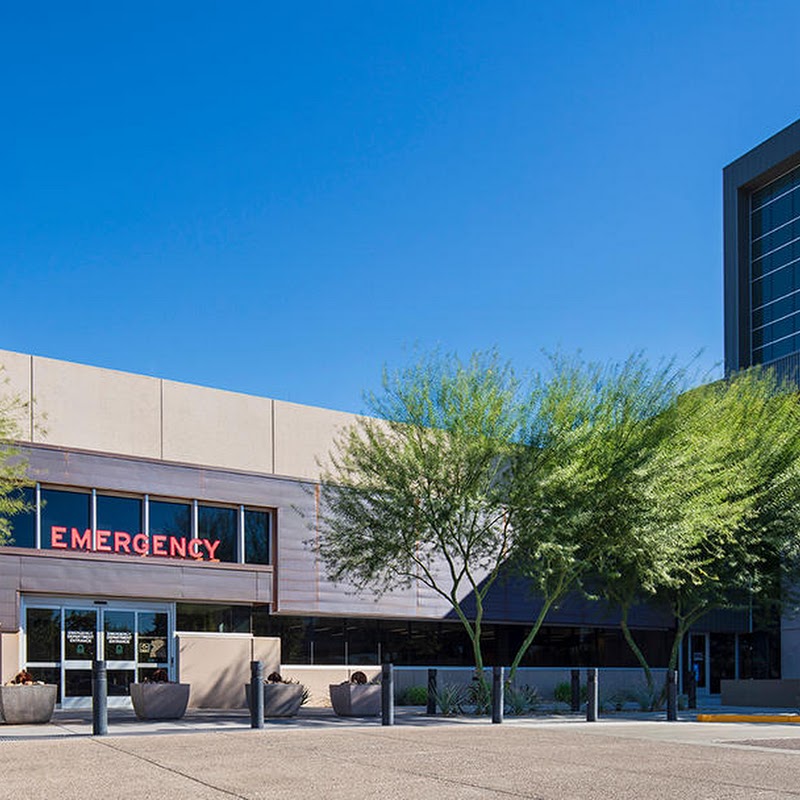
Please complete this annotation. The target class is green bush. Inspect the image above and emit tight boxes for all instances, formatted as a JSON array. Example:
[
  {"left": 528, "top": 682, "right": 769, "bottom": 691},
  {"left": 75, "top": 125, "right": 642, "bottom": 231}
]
[
  {"left": 396, "top": 685, "right": 428, "bottom": 705},
  {"left": 553, "top": 681, "right": 587, "bottom": 704},
  {"left": 504, "top": 684, "right": 541, "bottom": 715},
  {"left": 434, "top": 683, "right": 466, "bottom": 716},
  {"left": 467, "top": 678, "right": 492, "bottom": 715}
]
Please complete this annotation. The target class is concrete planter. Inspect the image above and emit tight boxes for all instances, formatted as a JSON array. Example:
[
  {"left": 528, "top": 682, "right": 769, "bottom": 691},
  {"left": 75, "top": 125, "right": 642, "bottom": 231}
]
[
  {"left": 245, "top": 682, "right": 304, "bottom": 717},
  {"left": 329, "top": 684, "right": 381, "bottom": 716},
  {"left": 129, "top": 683, "right": 190, "bottom": 720},
  {"left": 0, "top": 684, "right": 57, "bottom": 725}
]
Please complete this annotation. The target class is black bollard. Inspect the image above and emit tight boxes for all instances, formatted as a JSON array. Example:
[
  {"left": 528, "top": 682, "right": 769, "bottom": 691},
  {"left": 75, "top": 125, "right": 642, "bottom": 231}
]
[
  {"left": 381, "top": 663, "right": 394, "bottom": 726},
  {"left": 492, "top": 666, "right": 504, "bottom": 724},
  {"left": 250, "top": 660, "right": 264, "bottom": 729},
  {"left": 666, "top": 669, "right": 678, "bottom": 721},
  {"left": 586, "top": 668, "right": 598, "bottom": 722},
  {"left": 92, "top": 660, "right": 108, "bottom": 736},
  {"left": 570, "top": 669, "right": 581, "bottom": 713},
  {"left": 427, "top": 668, "right": 437, "bottom": 715},
  {"left": 687, "top": 671, "right": 697, "bottom": 710}
]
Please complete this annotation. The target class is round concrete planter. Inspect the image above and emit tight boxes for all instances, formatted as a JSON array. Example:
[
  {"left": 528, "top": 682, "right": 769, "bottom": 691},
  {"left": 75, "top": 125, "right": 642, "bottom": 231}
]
[
  {"left": 329, "top": 684, "right": 381, "bottom": 716},
  {"left": 129, "top": 683, "right": 190, "bottom": 720},
  {"left": 245, "top": 682, "right": 305, "bottom": 717},
  {"left": 0, "top": 684, "right": 58, "bottom": 725}
]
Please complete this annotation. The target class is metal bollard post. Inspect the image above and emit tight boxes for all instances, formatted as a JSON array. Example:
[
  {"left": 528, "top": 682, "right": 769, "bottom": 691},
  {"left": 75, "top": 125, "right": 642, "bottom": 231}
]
[
  {"left": 666, "top": 669, "right": 678, "bottom": 721},
  {"left": 92, "top": 660, "right": 108, "bottom": 736},
  {"left": 586, "top": 668, "right": 598, "bottom": 722},
  {"left": 250, "top": 660, "right": 264, "bottom": 729},
  {"left": 427, "top": 668, "right": 437, "bottom": 715},
  {"left": 570, "top": 669, "right": 581, "bottom": 713},
  {"left": 687, "top": 671, "right": 697, "bottom": 710},
  {"left": 492, "top": 666, "right": 504, "bottom": 724},
  {"left": 381, "top": 663, "right": 394, "bottom": 726}
]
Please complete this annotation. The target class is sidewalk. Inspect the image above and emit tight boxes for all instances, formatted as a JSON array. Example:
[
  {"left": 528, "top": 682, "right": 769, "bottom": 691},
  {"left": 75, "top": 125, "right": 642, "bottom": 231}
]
[
  {"left": 2, "top": 707, "right": 800, "bottom": 800},
  {"left": 2, "top": 702, "right": 799, "bottom": 740}
]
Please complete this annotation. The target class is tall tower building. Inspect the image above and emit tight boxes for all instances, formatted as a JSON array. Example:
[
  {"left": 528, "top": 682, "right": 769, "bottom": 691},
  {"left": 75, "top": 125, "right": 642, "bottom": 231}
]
[{"left": 724, "top": 119, "right": 800, "bottom": 376}]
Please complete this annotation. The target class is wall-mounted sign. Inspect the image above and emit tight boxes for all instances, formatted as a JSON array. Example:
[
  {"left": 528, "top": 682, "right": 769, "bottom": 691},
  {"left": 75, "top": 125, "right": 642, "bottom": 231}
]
[{"left": 50, "top": 526, "right": 221, "bottom": 561}]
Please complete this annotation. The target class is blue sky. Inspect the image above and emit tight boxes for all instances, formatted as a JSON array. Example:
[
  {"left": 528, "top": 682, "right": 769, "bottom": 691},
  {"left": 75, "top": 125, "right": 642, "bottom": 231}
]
[{"left": 2, "top": 1, "right": 799, "bottom": 413}]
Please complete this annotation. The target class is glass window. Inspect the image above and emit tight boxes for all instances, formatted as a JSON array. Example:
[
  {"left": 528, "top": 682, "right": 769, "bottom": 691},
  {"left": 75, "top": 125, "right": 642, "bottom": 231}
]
[
  {"left": 97, "top": 494, "right": 142, "bottom": 537},
  {"left": 40, "top": 489, "right": 91, "bottom": 551},
  {"left": 3, "top": 486, "right": 35, "bottom": 548},
  {"left": 138, "top": 612, "right": 168, "bottom": 663},
  {"left": 176, "top": 603, "right": 250, "bottom": 633},
  {"left": 198, "top": 505, "right": 237, "bottom": 563},
  {"left": 64, "top": 609, "right": 96, "bottom": 660},
  {"left": 245, "top": 509, "right": 270, "bottom": 565},
  {"left": 26, "top": 607, "right": 61, "bottom": 662},
  {"left": 149, "top": 499, "right": 191, "bottom": 539},
  {"left": 104, "top": 610, "right": 135, "bottom": 661}
]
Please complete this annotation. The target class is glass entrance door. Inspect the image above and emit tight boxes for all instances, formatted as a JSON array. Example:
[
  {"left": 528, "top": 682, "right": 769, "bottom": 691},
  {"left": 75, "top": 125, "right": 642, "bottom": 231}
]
[
  {"left": 686, "top": 633, "right": 710, "bottom": 696},
  {"left": 23, "top": 599, "right": 173, "bottom": 709},
  {"left": 63, "top": 608, "right": 97, "bottom": 707}
]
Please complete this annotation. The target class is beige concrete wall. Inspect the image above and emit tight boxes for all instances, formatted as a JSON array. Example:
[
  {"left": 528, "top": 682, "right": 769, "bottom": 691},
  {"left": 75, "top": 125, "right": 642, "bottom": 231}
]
[
  {"left": 279, "top": 665, "right": 381, "bottom": 707},
  {"left": 31, "top": 354, "right": 162, "bottom": 457},
  {"left": 0, "top": 351, "right": 32, "bottom": 441},
  {"left": 177, "top": 633, "right": 280, "bottom": 708},
  {"left": 273, "top": 400, "right": 356, "bottom": 480},
  {"left": 0, "top": 632, "right": 21, "bottom": 684},
  {"left": 0, "top": 348, "right": 359, "bottom": 482},
  {"left": 162, "top": 380, "right": 274, "bottom": 474}
]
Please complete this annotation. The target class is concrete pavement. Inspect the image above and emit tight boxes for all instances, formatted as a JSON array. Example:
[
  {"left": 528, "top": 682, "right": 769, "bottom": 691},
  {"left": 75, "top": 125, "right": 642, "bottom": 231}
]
[{"left": 2, "top": 710, "right": 800, "bottom": 798}]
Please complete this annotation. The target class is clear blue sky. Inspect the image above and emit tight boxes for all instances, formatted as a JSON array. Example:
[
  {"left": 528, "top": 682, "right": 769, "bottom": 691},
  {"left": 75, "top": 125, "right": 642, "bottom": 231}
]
[{"left": 2, "top": 1, "right": 799, "bottom": 413}]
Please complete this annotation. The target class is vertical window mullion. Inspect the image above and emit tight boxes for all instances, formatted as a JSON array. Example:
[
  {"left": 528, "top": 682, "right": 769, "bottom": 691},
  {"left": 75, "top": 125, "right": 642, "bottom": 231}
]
[
  {"left": 35, "top": 482, "right": 41, "bottom": 549},
  {"left": 91, "top": 489, "right": 97, "bottom": 550},
  {"left": 238, "top": 505, "right": 245, "bottom": 564}
]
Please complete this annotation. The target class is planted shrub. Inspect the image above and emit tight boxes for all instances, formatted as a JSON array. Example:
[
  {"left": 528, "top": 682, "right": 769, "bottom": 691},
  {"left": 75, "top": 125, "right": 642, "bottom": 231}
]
[
  {"left": 434, "top": 683, "right": 466, "bottom": 716},
  {"left": 504, "top": 684, "right": 541, "bottom": 715},
  {"left": 397, "top": 685, "right": 428, "bottom": 706},
  {"left": 553, "top": 681, "right": 587, "bottom": 704},
  {"left": 467, "top": 679, "right": 492, "bottom": 715}
]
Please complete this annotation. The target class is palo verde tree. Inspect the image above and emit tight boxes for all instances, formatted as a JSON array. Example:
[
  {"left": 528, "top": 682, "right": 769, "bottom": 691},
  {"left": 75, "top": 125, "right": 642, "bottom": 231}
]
[
  {"left": 594, "top": 366, "right": 800, "bottom": 689},
  {"left": 315, "top": 350, "right": 526, "bottom": 681},
  {"left": 504, "top": 353, "right": 686, "bottom": 683},
  {"left": 655, "top": 368, "right": 800, "bottom": 675},
  {"left": 0, "top": 367, "right": 34, "bottom": 545}
]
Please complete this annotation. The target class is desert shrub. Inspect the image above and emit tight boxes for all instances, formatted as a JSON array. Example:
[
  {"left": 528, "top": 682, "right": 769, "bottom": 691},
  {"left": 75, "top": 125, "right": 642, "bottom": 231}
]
[
  {"left": 467, "top": 678, "right": 492, "bottom": 715},
  {"left": 553, "top": 681, "right": 586, "bottom": 704},
  {"left": 434, "top": 683, "right": 466, "bottom": 716},
  {"left": 397, "top": 685, "right": 428, "bottom": 705},
  {"left": 504, "top": 684, "right": 541, "bottom": 715}
]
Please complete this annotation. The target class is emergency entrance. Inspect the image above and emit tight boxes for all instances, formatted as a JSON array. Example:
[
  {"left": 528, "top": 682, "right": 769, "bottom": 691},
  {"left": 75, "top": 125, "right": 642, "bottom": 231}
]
[{"left": 21, "top": 597, "right": 174, "bottom": 708}]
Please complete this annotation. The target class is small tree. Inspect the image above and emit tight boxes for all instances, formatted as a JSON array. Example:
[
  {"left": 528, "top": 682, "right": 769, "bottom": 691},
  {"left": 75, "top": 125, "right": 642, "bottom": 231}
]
[
  {"left": 505, "top": 354, "right": 685, "bottom": 683},
  {"left": 316, "top": 350, "right": 525, "bottom": 681},
  {"left": 0, "top": 368, "right": 34, "bottom": 545},
  {"left": 594, "top": 367, "right": 800, "bottom": 688}
]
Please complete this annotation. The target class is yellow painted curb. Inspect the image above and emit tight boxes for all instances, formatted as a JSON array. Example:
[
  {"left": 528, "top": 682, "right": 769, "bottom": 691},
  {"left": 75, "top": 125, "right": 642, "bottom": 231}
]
[{"left": 697, "top": 714, "right": 800, "bottom": 723}]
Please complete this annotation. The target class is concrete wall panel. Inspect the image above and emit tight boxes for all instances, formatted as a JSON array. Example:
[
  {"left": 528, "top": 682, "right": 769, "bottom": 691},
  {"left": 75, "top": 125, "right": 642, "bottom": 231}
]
[
  {"left": 162, "top": 380, "right": 274, "bottom": 474},
  {"left": 273, "top": 400, "right": 356, "bottom": 481},
  {"left": 0, "top": 350, "right": 33, "bottom": 441},
  {"left": 31, "top": 355, "right": 161, "bottom": 457}
]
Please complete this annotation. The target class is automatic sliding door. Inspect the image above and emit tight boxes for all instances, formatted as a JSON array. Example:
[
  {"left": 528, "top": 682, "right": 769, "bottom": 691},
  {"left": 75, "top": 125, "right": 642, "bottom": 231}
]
[{"left": 63, "top": 609, "right": 96, "bottom": 707}]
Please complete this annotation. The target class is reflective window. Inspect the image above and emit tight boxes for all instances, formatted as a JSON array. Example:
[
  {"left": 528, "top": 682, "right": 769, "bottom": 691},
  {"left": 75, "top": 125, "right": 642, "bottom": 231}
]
[
  {"left": 751, "top": 166, "right": 800, "bottom": 362},
  {"left": 64, "top": 609, "right": 96, "bottom": 660},
  {"left": 149, "top": 499, "right": 191, "bottom": 539},
  {"left": 40, "top": 489, "right": 91, "bottom": 551},
  {"left": 3, "top": 486, "right": 35, "bottom": 548},
  {"left": 97, "top": 494, "right": 142, "bottom": 537},
  {"left": 104, "top": 610, "right": 135, "bottom": 661},
  {"left": 138, "top": 612, "right": 168, "bottom": 663},
  {"left": 245, "top": 509, "right": 270, "bottom": 565},
  {"left": 176, "top": 603, "right": 250, "bottom": 633},
  {"left": 198, "top": 505, "right": 237, "bottom": 563},
  {"left": 26, "top": 607, "right": 61, "bottom": 662}
]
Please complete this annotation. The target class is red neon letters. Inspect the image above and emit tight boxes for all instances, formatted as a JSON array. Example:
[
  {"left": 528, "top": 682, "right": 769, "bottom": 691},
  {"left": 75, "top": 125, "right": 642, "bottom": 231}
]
[{"left": 49, "top": 526, "right": 220, "bottom": 561}]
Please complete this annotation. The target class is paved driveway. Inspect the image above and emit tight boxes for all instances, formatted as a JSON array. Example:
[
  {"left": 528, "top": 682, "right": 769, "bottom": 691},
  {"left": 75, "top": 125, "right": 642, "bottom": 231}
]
[{"left": 2, "top": 716, "right": 800, "bottom": 799}]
